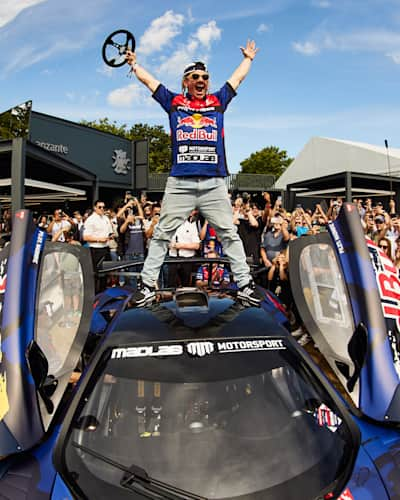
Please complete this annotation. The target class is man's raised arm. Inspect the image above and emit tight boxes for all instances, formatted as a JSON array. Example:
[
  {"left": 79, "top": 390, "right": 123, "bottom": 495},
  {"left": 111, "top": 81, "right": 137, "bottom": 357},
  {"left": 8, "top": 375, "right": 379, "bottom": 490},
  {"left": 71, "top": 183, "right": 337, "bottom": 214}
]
[
  {"left": 227, "top": 39, "right": 259, "bottom": 91},
  {"left": 125, "top": 50, "right": 160, "bottom": 93}
]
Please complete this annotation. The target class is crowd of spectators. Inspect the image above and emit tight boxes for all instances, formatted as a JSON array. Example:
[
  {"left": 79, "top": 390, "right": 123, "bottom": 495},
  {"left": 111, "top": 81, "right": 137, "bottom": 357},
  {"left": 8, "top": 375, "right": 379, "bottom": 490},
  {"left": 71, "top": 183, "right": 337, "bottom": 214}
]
[{"left": 1, "top": 191, "right": 399, "bottom": 339}]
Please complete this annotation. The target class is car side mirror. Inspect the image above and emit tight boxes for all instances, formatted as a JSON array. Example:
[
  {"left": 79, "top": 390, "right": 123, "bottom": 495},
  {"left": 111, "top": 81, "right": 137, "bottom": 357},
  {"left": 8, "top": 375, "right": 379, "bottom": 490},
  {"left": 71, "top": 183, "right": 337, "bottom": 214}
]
[
  {"left": 26, "top": 340, "right": 58, "bottom": 413},
  {"left": 347, "top": 322, "right": 368, "bottom": 392}
]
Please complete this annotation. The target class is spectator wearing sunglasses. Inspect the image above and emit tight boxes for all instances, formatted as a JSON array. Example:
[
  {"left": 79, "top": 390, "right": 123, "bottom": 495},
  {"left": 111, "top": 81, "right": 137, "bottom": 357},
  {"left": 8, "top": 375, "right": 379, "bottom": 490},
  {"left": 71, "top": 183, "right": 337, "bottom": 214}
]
[
  {"left": 125, "top": 40, "right": 262, "bottom": 307},
  {"left": 372, "top": 215, "right": 388, "bottom": 244},
  {"left": 83, "top": 200, "right": 113, "bottom": 292}
]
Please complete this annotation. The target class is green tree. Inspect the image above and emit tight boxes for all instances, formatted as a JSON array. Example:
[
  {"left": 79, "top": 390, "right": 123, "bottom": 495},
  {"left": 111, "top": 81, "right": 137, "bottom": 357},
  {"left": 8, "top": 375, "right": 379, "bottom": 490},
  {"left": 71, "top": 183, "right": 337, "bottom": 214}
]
[
  {"left": 240, "top": 146, "right": 293, "bottom": 178},
  {"left": 0, "top": 100, "right": 32, "bottom": 139},
  {"left": 80, "top": 117, "right": 129, "bottom": 138},
  {"left": 130, "top": 123, "right": 171, "bottom": 174},
  {"left": 80, "top": 118, "right": 171, "bottom": 173}
]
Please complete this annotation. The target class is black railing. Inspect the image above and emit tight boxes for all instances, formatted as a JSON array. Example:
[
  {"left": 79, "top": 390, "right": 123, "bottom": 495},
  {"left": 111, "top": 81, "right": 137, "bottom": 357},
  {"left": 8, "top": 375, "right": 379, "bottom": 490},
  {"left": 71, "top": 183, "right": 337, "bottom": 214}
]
[{"left": 148, "top": 173, "right": 275, "bottom": 192}]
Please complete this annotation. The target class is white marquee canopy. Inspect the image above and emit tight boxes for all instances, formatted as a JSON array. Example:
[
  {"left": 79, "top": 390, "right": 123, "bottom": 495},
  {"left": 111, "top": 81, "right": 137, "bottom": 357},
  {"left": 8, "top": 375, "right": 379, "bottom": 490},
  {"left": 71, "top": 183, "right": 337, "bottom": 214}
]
[{"left": 275, "top": 137, "right": 400, "bottom": 191}]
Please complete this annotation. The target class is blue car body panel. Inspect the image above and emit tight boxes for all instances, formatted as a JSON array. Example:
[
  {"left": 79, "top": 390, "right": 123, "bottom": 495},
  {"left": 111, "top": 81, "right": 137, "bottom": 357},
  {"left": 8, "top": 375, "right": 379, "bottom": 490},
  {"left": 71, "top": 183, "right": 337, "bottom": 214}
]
[
  {"left": 0, "top": 207, "right": 400, "bottom": 499},
  {"left": 328, "top": 203, "right": 400, "bottom": 422}
]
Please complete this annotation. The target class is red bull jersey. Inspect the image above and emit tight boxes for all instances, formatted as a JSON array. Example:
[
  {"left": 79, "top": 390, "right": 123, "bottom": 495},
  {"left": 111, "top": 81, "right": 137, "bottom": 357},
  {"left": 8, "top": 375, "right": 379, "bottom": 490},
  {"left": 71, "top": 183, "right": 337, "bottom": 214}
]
[{"left": 152, "top": 83, "right": 236, "bottom": 177}]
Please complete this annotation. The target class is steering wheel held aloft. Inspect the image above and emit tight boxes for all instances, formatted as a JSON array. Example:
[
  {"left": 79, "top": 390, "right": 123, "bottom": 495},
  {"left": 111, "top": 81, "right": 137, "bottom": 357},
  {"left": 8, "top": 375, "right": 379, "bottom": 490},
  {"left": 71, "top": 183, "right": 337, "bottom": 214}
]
[{"left": 102, "top": 29, "right": 135, "bottom": 68}]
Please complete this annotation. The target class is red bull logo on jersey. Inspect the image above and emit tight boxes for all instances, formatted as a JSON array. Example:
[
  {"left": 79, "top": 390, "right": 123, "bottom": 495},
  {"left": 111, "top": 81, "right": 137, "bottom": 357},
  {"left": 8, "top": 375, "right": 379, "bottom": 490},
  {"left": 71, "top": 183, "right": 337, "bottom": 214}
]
[
  {"left": 176, "top": 113, "right": 218, "bottom": 142},
  {"left": 178, "top": 113, "right": 217, "bottom": 129}
]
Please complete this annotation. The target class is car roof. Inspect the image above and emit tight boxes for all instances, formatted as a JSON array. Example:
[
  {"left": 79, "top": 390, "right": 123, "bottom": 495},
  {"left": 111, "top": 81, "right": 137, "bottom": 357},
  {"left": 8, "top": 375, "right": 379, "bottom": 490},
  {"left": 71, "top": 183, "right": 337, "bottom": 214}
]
[{"left": 102, "top": 296, "right": 290, "bottom": 348}]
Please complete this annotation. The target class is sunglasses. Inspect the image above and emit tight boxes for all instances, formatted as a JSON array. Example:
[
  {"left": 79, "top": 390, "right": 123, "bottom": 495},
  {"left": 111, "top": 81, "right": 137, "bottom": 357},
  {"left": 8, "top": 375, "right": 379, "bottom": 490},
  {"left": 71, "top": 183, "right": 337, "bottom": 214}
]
[
  {"left": 379, "top": 244, "right": 388, "bottom": 249},
  {"left": 191, "top": 73, "right": 209, "bottom": 81},
  {"left": 97, "top": 205, "right": 105, "bottom": 209}
]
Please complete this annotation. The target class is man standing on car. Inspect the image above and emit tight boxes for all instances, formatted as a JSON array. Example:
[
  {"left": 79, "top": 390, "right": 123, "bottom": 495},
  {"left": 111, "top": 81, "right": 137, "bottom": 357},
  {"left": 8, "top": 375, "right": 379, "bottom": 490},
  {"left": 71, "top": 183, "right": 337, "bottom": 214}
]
[{"left": 125, "top": 40, "right": 262, "bottom": 307}]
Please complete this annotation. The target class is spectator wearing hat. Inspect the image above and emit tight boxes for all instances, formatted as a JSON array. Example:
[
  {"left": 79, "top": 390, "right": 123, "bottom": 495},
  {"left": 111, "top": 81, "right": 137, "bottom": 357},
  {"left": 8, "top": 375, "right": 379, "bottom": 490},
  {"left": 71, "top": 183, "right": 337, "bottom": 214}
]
[
  {"left": 260, "top": 214, "right": 290, "bottom": 271},
  {"left": 372, "top": 214, "right": 388, "bottom": 244}
]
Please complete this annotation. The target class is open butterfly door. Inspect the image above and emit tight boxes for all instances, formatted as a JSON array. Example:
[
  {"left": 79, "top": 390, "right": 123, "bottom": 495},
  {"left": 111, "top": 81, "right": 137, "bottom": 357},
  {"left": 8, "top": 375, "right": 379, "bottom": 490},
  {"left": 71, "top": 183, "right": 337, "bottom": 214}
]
[
  {"left": 0, "top": 210, "right": 94, "bottom": 456},
  {"left": 289, "top": 203, "right": 400, "bottom": 422}
]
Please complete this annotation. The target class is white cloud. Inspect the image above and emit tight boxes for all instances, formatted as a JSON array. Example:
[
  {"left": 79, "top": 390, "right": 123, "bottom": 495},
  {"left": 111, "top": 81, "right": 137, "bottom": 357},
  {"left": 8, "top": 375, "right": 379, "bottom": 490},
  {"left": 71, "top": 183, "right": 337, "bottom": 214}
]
[
  {"left": 194, "top": 20, "right": 221, "bottom": 49},
  {"left": 107, "top": 83, "right": 151, "bottom": 108},
  {"left": 292, "top": 41, "right": 320, "bottom": 55},
  {"left": 158, "top": 20, "right": 221, "bottom": 78},
  {"left": 0, "top": 0, "right": 46, "bottom": 28},
  {"left": 387, "top": 52, "right": 400, "bottom": 64},
  {"left": 0, "top": 1, "right": 110, "bottom": 76},
  {"left": 293, "top": 28, "right": 400, "bottom": 61},
  {"left": 138, "top": 10, "right": 184, "bottom": 55},
  {"left": 310, "top": 0, "right": 331, "bottom": 8},
  {"left": 158, "top": 47, "right": 196, "bottom": 78},
  {"left": 257, "top": 23, "right": 270, "bottom": 34},
  {"left": 3, "top": 36, "right": 90, "bottom": 74}
]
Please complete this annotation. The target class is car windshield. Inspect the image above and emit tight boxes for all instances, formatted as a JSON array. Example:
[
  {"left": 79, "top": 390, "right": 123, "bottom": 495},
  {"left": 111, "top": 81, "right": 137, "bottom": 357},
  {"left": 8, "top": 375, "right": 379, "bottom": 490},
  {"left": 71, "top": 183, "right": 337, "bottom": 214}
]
[{"left": 63, "top": 337, "right": 357, "bottom": 500}]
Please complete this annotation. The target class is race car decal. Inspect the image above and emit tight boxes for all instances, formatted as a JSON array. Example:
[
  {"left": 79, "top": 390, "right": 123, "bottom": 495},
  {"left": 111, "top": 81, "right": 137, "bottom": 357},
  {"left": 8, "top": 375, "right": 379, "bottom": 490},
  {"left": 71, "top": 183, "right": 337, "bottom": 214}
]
[
  {"left": 0, "top": 254, "right": 8, "bottom": 356},
  {"left": 0, "top": 372, "right": 9, "bottom": 421},
  {"left": 0, "top": 245, "right": 9, "bottom": 421},
  {"left": 338, "top": 488, "right": 354, "bottom": 500},
  {"left": 187, "top": 341, "right": 214, "bottom": 357},
  {"left": 325, "top": 487, "right": 354, "bottom": 500},
  {"left": 112, "top": 339, "right": 287, "bottom": 360},
  {"left": 313, "top": 403, "right": 342, "bottom": 432},
  {"left": 216, "top": 338, "right": 286, "bottom": 353},
  {"left": 111, "top": 345, "right": 183, "bottom": 359},
  {"left": 366, "top": 239, "right": 400, "bottom": 378}
]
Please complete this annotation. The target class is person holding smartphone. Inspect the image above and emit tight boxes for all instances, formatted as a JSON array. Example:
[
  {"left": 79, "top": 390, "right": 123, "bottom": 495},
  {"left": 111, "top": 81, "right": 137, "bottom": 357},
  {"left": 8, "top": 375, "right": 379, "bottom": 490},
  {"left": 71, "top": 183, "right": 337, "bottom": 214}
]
[{"left": 47, "top": 208, "right": 74, "bottom": 242}]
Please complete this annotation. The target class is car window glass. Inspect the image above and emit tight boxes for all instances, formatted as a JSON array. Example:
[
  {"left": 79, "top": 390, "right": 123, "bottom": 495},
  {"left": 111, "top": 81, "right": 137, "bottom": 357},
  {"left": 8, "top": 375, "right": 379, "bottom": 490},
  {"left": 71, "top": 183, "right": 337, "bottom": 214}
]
[
  {"left": 63, "top": 342, "right": 357, "bottom": 500},
  {"left": 36, "top": 251, "right": 84, "bottom": 376},
  {"left": 299, "top": 243, "right": 354, "bottom": 359}
]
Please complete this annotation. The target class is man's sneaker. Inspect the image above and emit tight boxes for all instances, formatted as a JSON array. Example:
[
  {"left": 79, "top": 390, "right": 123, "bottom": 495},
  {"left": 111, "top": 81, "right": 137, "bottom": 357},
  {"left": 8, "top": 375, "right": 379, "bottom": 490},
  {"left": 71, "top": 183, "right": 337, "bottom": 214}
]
[
  {"left": 237, "top": 280, "right": 263, "bottom": 307},
  {"left": 132, "top": 284, "right": 156, "bottom": 307}
]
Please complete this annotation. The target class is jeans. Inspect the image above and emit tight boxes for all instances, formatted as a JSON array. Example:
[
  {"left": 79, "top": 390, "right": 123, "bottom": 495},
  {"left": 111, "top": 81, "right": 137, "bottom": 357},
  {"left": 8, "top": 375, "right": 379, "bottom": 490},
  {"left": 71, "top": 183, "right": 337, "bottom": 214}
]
[{"left": 141, "top": 177, "right": 250, "bottom": 288}]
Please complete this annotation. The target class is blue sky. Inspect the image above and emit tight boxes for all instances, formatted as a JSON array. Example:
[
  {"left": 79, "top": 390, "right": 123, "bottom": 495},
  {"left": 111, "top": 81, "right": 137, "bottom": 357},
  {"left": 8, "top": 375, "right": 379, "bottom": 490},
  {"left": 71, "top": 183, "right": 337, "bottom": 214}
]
[{"left": 1, "top": 0, "right": 400, "bottom": 172}]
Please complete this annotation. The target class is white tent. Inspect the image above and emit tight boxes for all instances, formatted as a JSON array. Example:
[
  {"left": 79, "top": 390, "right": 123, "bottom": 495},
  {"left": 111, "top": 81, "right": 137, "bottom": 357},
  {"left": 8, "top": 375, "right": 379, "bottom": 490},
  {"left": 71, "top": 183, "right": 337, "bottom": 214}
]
[{"left": 275, "top": 137, "right": 400, "bottom": 190}]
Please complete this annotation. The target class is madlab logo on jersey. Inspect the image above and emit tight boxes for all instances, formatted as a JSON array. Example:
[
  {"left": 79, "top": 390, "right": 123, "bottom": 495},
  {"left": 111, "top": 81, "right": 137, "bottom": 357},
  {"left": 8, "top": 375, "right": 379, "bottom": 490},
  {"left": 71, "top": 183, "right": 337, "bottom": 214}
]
[{"left": 176, "top": 113, "right": 217, "bottom": 142}]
